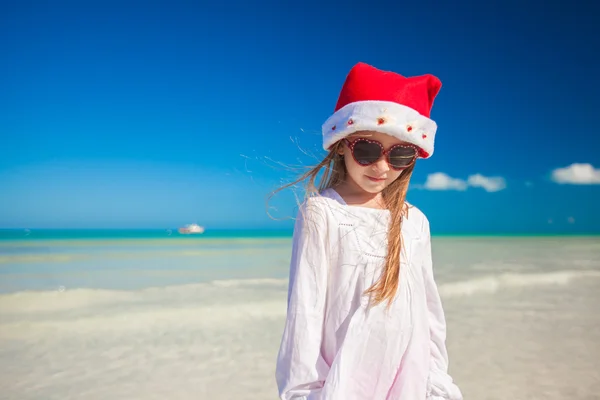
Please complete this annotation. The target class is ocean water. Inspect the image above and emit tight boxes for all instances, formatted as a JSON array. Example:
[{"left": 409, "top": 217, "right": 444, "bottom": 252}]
[
  {"left": 0, "top": 229, "right": 293, "bottom": 293},
  {"left": 1, "top": 233, "right": 599, "bottom": 399}
]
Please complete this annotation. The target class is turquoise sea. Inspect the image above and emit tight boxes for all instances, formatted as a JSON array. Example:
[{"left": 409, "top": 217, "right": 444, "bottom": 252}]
[
  {"left": 0, "top": 228, "right": 293, "bottom": 241},
  {"left": 0, "top": 229, "right": 294, "bottom": 294},
  {"left": 2, "top": 228, "right": 597, "bottom": 241}
]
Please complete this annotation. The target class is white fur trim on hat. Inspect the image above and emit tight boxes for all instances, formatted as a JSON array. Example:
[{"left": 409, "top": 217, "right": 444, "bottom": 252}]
[{"left": 321, "top": 100, "right": 437, "bottom": 158}]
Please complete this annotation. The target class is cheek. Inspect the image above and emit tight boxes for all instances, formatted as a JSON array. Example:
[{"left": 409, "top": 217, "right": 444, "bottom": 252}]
[
  {"left": 387, "top": 170, "right": 403, "bottom": 183},
  {"left": 343, "top": 153, "right": 362, "bottom": 177}
]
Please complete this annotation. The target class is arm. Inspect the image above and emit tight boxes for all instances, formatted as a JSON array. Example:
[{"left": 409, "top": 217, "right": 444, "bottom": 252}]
[
  {"left": 275, "top": 200, "right": 330, "bottom": 400},
  {"left": 421, "top": 217, "right": 463, "bottom": 400}
]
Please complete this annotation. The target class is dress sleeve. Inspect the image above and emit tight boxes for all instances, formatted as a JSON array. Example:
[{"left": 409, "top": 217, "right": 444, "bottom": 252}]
[
  {"left": 275, "top": 200, "right": 330, "bottom": 400},
  {"left": 421, "top": 217, "right": 463, "bottom": 400}
]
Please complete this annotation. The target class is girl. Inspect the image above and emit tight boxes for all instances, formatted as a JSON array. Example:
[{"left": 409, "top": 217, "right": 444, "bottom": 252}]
[{"left": 275, "top": 62, "right": 462, "bottom": 400}]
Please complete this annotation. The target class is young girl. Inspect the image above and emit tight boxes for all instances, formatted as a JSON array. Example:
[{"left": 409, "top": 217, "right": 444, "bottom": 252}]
[{"left": 274, "top": 62, "right": 463, "bottom": 400}]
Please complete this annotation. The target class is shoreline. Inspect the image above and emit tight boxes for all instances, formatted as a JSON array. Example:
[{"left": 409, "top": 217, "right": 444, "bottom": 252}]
[{"left": 1, "top": 231, "right": 599, "bottom": 244}]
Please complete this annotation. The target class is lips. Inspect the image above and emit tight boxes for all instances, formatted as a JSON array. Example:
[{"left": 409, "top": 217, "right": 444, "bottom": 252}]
[{"left": 367, "top": 176, "right": 386, "bottom": 182}]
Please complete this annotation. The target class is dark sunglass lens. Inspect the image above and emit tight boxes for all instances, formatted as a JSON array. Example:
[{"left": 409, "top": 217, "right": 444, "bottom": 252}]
[
  {"left": 352, "top": 141, "right": 382, "bottom": 166},
  {"left": 389, "top": 146, "right": 416, "bottom": 169}
]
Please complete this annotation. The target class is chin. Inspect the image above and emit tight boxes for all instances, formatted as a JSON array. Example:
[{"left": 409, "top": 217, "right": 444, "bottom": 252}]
[{"left": 358, "top": 179, "right": 388, "bottom": 193}]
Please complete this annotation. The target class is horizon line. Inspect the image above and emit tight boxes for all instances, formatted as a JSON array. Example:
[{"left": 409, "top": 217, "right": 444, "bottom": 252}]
[{"left": 0, "top": 227, "right": 598, "bottom": 238}]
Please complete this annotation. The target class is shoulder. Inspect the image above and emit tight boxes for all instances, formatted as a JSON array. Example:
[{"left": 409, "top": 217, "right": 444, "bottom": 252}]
[
  {"left": 293, "top": 188, "right": 353, "bottom": 237},
  {"left": 405, "top": 202, "right": 430, "bottom": 237},
  {"left": 292, "top": 193, "right": 342, "bottom": 249},
  {"left": 299, "top": 191, "right": 335, "bottom": 214},
  {"left": 298, "top": 189, "right": 345, "bottom": 219},
  {"left": 294, "top": 191, "right": 339, "bottom": 230}
]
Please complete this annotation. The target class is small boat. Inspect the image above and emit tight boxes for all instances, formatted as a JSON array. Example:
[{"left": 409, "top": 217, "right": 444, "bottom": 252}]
[{"left": 178, "top": 223, "right": 205, "bottom": 235}]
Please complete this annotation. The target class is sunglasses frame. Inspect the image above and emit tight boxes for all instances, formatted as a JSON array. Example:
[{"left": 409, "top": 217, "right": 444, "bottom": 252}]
[{"left": 342, "top": 137, "right": 419, "bottom": 171}]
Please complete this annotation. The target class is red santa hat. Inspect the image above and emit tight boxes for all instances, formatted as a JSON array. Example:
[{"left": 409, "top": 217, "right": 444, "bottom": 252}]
[{"left": 322, "top": 62, "right": 442, "bottom": 158}]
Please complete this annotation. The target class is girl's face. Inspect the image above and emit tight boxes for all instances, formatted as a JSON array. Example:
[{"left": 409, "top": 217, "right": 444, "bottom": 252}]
[{"left": 339, "top": 131, "right": 415, "bottom": 194}]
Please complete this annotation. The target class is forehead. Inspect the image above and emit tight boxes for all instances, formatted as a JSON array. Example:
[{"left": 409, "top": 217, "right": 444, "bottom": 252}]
[{"left": 350, "top": 130, "right": 408, "bottom": 146}]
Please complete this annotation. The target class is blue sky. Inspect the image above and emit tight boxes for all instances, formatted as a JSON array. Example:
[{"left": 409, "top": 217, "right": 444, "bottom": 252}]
[{"left": 1, "top": 0, "right": 599, "bottom": 233}]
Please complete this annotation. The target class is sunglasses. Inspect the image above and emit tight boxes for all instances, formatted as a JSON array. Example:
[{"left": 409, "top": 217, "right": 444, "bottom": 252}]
[{"left": 343, "top": 138, "right": 418, "bottom": 171}]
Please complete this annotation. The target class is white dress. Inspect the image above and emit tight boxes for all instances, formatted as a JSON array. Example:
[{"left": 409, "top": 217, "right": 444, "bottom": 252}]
[{"left": 275, "top": 188, "right": 462, "bottom": 400}]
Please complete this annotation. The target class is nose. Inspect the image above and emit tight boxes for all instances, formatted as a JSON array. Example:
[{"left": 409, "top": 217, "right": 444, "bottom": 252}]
[{"left": 372, "top": 157, "right": 390, "bottom": 173}]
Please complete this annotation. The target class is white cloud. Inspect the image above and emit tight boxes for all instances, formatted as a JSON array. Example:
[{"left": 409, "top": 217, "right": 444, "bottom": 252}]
[
  {"left": 467, "top": 174, "right": 507, "bottom": 192},
  {"left": 421, "top": 172, "right": 506, "bottom": 192},
  {"left": 423, "top": 172, "right": 468, "bottom": 191},
  {"left": 551, "top": 163, "right": 600, "bottom": 184}
]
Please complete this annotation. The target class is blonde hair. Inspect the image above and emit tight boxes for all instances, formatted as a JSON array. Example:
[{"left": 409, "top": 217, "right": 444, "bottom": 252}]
[{"left": 269, "top": 138, "right": 415, "bottom": 308}]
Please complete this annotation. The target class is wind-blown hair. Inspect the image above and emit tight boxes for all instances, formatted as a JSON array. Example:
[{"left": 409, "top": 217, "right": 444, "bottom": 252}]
[{"left": 269, "top": 137, "right": 415, "bottom": 308}]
